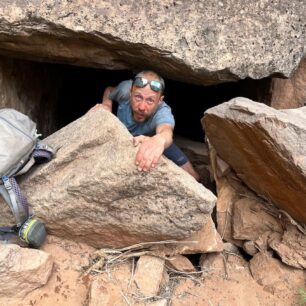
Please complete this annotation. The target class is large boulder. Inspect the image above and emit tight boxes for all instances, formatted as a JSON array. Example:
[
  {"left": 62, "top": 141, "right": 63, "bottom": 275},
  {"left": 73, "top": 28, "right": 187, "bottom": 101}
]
[
  {"left": 0, "top": 109, "right": 217, "bottom": 248},
  {"left": 0, "top": 1, "right": 304, "bottom": 85},
  {"left": 270, "top": 57, "right": 306, "bottom": 109},
  {"left": 203, "top": 98, "right": 306, "bottom": 224}
]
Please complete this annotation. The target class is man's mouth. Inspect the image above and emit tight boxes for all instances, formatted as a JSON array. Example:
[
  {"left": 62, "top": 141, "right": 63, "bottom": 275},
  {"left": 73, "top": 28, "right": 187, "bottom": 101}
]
[{"left": 134, "top": 112, "right": 146, "bottom": 120}]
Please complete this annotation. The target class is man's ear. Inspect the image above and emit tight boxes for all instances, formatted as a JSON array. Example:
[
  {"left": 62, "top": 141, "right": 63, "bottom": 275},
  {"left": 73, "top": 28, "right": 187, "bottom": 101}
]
[{"left": 158, "top": 95, "right": 164, "bottom": 104}]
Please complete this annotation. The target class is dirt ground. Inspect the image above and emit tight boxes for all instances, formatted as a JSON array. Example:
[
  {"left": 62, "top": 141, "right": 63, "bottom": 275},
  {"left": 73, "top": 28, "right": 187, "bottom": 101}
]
[{"left": 1, "top": 235, "right": 305, "bottom": 306}]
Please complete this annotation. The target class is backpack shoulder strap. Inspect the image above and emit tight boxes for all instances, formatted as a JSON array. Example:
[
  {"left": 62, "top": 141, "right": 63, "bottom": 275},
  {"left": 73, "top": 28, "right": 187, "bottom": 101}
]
[{"left": 0, "top": 177, "right": 28, "bottom": 227}]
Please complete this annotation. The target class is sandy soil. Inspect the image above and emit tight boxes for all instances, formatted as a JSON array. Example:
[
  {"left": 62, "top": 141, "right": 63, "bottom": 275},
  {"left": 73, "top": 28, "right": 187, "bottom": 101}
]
[{"left": 1, "top": 236, "right": 305, "bottom": 306}]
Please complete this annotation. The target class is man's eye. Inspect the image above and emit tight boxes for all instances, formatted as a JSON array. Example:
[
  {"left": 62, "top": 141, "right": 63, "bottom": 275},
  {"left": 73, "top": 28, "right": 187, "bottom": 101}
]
[
  {"left": 135, "top": 95, "right": 142, "bottom": 101},
  {"left": 146, "top": 99, "right": 154, "bottom": 105}
]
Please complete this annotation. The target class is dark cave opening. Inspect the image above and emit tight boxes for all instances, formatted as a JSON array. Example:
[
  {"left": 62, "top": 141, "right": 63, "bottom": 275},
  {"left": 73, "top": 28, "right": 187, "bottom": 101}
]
[{"left": 56, "top": 64, "right": 271, "bottom": 143}]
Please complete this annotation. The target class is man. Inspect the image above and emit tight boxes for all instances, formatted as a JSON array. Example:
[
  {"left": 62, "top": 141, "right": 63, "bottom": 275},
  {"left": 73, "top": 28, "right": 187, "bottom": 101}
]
[{"left": 90, "top": 70, "right": 200, "bottom": 181}]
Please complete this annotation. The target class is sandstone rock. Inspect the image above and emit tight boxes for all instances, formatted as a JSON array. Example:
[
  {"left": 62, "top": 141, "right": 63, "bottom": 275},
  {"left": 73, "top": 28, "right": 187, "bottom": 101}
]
[
  {"left": 243, "top": 241, "right": 259, "bottom": 256},
  {"left": 268, "top": 224, "right": 306, "bottom": 269},
  {"left": 0, "top": 2, "right": 304, "bottom": 85},
  {"left": 223, "top": 242, "right": 240, "bottom": 255},
  {"left": 200, "top": 253, "right": 225, "bottom": 278},
  {"left": 214, "top": 176, "right": 243, "bottom": 246},
  {"left": 215, "top": 156, "right": 230, "bottom": 178},
  {"left": 134, "top": 255, "right": 166, "bottom": 297},
  {"left": 174, "top": 136, "right": 213, "bottom": 189},
  {"left": 166, "top": 255, "right": 196, "bottom": 273},
  {"left": 249, "top": 252, "right": 306, "bottom": 295},
  {"left": 0, "top": 109, "right": 217, "bottom": 248},
  {"left": 254, "top": 231, "right": 281, "bottom": 253},
  {"left": 0, "top": 244, "right": 53, "bottom": 298},
  {"left": 174, "top": 136, "right": 209, "bottom": 165},
  {"left": 232, "top": 198, "right": 283, "bottom": 241},
  {"left": 203, "top": 98, "right": 306, "bottom": 223},
  {"left": 153, "top": 218, "right": 223, "bottom": 256},
  {"left": 271, "top": 57, "right": 306, "bottom": 109}
]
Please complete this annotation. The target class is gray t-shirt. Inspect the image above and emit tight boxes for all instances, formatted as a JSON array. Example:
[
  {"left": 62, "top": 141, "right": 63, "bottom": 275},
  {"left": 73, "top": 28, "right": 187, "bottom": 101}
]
[{"left": 109, "top": 80, "right": 175, "bottom": 136}]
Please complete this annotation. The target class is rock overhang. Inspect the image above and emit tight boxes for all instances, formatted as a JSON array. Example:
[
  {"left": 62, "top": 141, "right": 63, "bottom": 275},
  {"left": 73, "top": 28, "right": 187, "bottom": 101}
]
[{"left": 0, "top": 0, "right": 305, "bottom": 86}]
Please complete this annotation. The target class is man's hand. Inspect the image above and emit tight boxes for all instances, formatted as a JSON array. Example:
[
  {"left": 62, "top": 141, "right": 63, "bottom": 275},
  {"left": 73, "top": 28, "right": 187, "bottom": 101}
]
[
  {"left": 133, "top": 124, "right": 173, "bottom": 171},
  {"left": 134, "top": 135, "right": 166, "bottom": 171}
]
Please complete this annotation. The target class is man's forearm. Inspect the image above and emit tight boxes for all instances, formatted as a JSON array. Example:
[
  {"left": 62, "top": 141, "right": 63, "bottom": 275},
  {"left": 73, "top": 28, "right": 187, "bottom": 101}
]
[{"left": 154, "top": 124, "right": 173, "bottom": 149}]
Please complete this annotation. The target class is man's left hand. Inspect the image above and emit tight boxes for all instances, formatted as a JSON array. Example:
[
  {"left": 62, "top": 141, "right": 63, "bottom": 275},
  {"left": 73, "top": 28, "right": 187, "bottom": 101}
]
[{"left": 133, "top": 135, "right": 166, "bottom": 171}]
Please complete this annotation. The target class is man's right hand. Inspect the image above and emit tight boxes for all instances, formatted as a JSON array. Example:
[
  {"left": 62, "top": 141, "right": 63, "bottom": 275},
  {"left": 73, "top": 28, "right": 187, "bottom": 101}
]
[{"left": 133, "top": 134, "right": 166, "bottom": 171}]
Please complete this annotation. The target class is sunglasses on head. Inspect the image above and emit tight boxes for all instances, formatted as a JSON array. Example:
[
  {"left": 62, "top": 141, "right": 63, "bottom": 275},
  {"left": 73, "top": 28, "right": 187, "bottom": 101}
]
[{"left": 132, "top": 77, "right": 164, "bottom": 92}]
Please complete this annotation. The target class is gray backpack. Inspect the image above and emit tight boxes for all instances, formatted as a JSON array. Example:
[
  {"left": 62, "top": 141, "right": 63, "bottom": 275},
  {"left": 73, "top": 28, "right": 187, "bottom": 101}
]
[{"left": 0, "top": 108, "right": 54, "bottom": 247}]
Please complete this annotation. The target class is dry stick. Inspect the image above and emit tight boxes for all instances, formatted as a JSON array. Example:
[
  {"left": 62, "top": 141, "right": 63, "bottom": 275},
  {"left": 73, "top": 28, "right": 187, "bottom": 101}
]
[
  {"left": 279, "top": 209, "right": 306, "bottom": 235},
  {"left": 167, "top": 268, "right": 202, "bottom": 285},
  {"left": 166, "top": 266, "right": 203, "bottom": 276},
  {"left": 222, "top": 254, "right": 229, "bottom": 279},
  {"left": 134, "top": 294, "right": 165, "bottom": 301},
  {"left": 208, "top": 300, "right": 214, "bottom": 306},
  {"left": 107, "top": 250, "right": 150, "bottom": 265},
  {"left": 91, "top": 269, "right": 104, "bottom": 274},
  {"left": 120, "top": 291, "right": 131, "bottom": 306},
  {"left": 221, "top": 205, "right": 230, "bottom": 240},
  {"left": 262, "top": 191, "right": 306, "bottom": 235},
  {"left": 96, "top": 249, "right": 122, "bottom": 255},
  {"left": 118, "top": 239, "right": 199, "bottom": 252},
  {"left": 127, "top": 257, "right": 135, "bottom": 291},
  {"left": 87, "top": 240, "right": 198, "bottom": 276}
]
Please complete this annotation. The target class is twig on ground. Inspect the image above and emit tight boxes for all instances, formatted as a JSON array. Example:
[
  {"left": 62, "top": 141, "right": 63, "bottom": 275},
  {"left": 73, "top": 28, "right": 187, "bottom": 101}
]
[
  {"left": 85, "top": 240, "right": 199, "bottom": 275},
  {"left": 166, "top": 266, "right": 203, "bottom": 276},
  {"left": 208, "top": 300, "right": 214, "bottom": 306},
  {"left": 279, "top": 210, "right": 306, "bottom": 235},
  {"left": 127, "top": 258, "right": 135, "bottom": 291},
  {"left": 222, "top": 254, "right": 229, "bottom": 279},
  {"left": 119, "top": 239, "right": 199, "bottom": 252},
  {"left": 121, "top": 291, "right": 131, "bottom": 306}
]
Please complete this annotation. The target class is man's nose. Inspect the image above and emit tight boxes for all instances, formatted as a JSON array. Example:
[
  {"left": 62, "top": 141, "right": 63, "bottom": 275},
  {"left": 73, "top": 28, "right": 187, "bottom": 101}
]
[{"left": 138, "top": 101, "right": 147, "bottom": 111}]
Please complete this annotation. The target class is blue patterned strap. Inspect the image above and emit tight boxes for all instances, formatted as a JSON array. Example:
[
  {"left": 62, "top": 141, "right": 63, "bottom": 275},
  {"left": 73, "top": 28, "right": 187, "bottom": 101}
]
[{"left": 0, "top": 177, "right": 28, "bottom": 227}]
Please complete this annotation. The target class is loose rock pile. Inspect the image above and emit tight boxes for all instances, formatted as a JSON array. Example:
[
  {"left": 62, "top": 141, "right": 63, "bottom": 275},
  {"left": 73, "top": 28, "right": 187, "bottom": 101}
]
[{"left": 202, "top": 97, "right": 306, "bottom": 272}]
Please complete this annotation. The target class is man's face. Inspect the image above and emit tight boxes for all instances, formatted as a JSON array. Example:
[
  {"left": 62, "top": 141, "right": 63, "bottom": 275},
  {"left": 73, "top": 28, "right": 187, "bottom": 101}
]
[{"left": 130, "top": 77, "right": 164, "bottom": 122}]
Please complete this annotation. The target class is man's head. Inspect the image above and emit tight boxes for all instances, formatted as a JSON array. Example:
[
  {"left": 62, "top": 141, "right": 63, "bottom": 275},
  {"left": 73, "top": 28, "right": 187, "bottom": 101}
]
[{"left": 130, "top": 71, "right": 165, "bottom": 122}]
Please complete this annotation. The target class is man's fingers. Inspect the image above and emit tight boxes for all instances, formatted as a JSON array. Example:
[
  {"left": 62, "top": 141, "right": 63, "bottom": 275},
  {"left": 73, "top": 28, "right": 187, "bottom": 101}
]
[
  {"left": 151, "top": 155, "right": 160, "bottom": 168},
  {"left": 136, "top": 149, "right": 160, "bottom": 171},
  {"left": 134, "top": 137, "right": 164, "bottom": 171},
  {"left": 137, "top": 149, "right": 150, "bottom": 171}
]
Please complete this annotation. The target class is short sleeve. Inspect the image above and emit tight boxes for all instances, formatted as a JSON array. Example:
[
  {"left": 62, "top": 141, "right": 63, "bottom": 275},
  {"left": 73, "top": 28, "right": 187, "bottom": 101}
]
[
  {"left": 108, "top": 80, "right": 132, "bottom": 104},
  {"left": 152, "top": 103, "right": 175, "bottom": 129}
]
